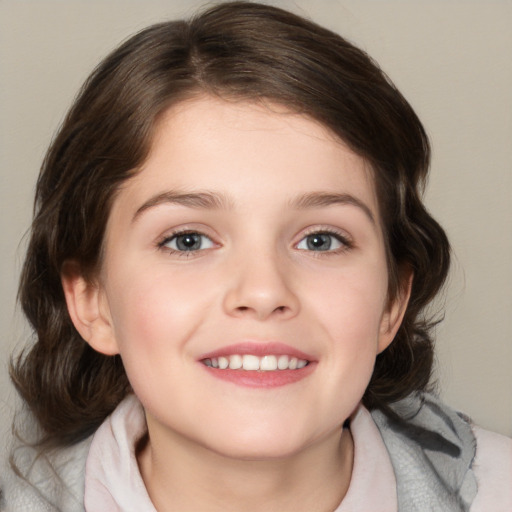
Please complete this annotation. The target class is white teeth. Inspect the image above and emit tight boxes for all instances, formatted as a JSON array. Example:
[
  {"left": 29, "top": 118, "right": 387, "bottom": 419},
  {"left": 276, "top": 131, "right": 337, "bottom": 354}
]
[
  {"left": 297, "top": 359, "right": 307, "bottom": 369},
  {"left": 204, "top": 354, "right": 308, "bottom": 371},
  {"left": 229, "top": 354, "right": 243, "bottom": 370},
  {"left": 277, "top": 355, "right": 289, "bottom": 369},
  {"left": 260, "top": 355, "right": 277, "bottom": 371},
  {"left": 242, "top": 355, "right": 260, "bottom": 370}
]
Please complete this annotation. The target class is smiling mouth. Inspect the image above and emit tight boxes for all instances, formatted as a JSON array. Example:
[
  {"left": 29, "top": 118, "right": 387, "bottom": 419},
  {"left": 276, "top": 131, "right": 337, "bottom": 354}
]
[{"left": 202, "top": 354, "right": 309, "bottom": 371}]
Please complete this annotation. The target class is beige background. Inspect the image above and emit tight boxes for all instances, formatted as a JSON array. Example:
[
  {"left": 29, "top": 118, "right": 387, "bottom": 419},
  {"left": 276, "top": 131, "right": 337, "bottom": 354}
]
[{"left": 1, "top": 0, "right": 511, "bottom": 451}]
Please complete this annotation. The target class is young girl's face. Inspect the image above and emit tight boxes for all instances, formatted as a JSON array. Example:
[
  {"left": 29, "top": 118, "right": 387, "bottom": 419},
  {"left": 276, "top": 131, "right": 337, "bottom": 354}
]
[{"left": 74, "top": 96, "right": 406, "bottom": 460}]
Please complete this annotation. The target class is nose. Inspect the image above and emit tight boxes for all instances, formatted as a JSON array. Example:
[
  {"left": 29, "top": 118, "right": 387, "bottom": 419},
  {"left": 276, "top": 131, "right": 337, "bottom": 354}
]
[{"left": 223, "top": 249, "right": 300, "bottom": 321}]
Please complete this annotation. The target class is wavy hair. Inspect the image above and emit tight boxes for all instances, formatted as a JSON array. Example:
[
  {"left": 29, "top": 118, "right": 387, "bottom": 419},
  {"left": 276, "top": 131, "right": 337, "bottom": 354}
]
[{"left": 11, "top": 1, "right": 450, "bottom": 449}]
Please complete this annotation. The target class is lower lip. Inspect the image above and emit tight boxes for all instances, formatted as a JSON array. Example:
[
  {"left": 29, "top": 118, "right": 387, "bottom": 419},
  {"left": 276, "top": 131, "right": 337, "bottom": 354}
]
[{"left": 200, "top": 363, "right": 316, "bottom": 388}]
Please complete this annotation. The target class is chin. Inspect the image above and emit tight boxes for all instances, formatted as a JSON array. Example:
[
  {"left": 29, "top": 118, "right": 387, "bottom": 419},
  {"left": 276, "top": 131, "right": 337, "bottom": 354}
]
[
  {"left": 196, "top": 419, "right": 326, "bottom": 462},
  {"left": 209, "top": 436, "right": 309, "bottom": 462}
]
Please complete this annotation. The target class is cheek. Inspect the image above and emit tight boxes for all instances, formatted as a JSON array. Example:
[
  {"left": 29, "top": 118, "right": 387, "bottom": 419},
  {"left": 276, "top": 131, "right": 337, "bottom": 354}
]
[
  {"left": 305, "top": 259, "right": 389, "bottom": 384},
  {"left": 104, "top": 267, "right": 216, "bottom": 409},
  {"left": 310, "top": 261, "right": 388, "bottom": 336},
  {"left": 106, "top": 265, "right": 215, "bottom": 359}
]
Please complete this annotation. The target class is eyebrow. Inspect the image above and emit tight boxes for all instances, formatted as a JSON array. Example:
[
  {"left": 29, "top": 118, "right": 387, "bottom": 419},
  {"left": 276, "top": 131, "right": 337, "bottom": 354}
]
[
  {"left": 132, "top": 189, "right": 375, "bottom": 225},
  {"left": 290, "top": 192, "right": 376, "bottom": 225},
  {"left": 132, "top": 190, "right": 233, "bottom": 223}
]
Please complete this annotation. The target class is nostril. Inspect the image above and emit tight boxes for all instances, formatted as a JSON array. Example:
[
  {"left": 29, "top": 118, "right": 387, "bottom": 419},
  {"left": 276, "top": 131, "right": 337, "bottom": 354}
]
[{"left": 233, "top": 305, "right": 288, "bottom": 316}]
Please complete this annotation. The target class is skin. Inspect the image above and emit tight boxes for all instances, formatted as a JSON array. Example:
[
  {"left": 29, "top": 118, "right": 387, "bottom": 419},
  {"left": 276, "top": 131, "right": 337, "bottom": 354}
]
[{"left": 63, "top": 96, "right": 409, "bottom": 511}]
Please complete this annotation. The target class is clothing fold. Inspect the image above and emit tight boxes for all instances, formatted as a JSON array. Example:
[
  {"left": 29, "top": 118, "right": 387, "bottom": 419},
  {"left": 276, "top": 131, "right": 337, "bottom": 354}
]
[{"left": 2, "top": 392, "right": 511, "bottom": 511}]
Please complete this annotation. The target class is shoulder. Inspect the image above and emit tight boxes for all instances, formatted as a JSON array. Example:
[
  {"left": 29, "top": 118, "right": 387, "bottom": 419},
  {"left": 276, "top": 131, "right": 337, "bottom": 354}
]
[
  {"left": 470, "top": 425, "right": 512, "bottom": 511},
  {"left": 2, "top": 436, "right": 91, "bottom": 512},
  {"left": 371, "top": 392, "right": 512, "bottom": 511}
]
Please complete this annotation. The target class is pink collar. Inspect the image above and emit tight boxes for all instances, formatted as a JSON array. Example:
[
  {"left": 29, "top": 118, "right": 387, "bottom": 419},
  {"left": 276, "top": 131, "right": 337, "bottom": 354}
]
[{"left": 85, "top": 395, "right": 397, "bottom": 511}]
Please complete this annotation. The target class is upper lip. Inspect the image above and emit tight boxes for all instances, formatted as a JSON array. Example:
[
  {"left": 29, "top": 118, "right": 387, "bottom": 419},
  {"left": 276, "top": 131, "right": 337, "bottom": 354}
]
[{"left": 199, "top": 341, "right": 316, "bottom": 362}]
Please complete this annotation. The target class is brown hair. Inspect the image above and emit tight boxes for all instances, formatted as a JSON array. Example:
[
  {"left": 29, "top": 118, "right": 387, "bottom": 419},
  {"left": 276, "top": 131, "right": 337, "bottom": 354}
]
[{"left": 11, "top": 1, "right": 449, "bottom": 448}]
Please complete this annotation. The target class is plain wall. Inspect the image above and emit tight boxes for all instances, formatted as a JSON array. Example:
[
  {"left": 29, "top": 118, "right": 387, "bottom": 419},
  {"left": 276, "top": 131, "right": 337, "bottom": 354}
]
[{"left": 1, "top": 0, "right": 511, "bottom": 454}]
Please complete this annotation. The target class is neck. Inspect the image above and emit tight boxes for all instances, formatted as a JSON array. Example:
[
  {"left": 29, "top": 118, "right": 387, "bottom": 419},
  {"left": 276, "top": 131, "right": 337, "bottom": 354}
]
[{"left": 138, "top": 421, "right": 353, "bottom": 512}]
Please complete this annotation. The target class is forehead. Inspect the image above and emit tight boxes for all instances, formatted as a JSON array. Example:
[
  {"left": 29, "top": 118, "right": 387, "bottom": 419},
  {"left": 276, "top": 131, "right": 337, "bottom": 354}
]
[{"left": 109, "top": 96, "right": 380, "bottom": 226}]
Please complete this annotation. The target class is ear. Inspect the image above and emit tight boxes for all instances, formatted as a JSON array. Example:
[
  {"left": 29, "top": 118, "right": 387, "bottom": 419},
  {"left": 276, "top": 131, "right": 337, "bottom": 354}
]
[
  {"left": 378, "top": 271, "right": 413, "bottom": 353},
  {"left": 61, "top": 261, "right": 119, "bottom": 356}
]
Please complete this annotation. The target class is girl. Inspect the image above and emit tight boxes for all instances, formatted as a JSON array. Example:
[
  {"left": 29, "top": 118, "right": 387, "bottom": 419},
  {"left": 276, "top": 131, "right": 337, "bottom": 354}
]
[{"left": 4, "top": 2, "right": 511, "bottom": 511}]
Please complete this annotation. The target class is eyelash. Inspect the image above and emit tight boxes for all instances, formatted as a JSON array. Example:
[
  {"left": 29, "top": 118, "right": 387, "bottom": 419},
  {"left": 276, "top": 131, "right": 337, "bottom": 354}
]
[
  {"left": 296, "top": 228, "right": 353, "bottom": 255},
  {"left": 156, "top": 227, "right": 354, "bottom": 257},
  {"left": 157, "top": 229, "right": 216, "bottom": 257}
]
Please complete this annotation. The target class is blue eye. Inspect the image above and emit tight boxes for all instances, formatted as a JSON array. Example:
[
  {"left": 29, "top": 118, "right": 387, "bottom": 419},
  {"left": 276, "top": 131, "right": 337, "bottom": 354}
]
[
  {"left": 297, "top": 232, "right": 347, "bottom": 252},
  {"left": 162, "top": 232, "right": 214, "bottom": 252}
]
